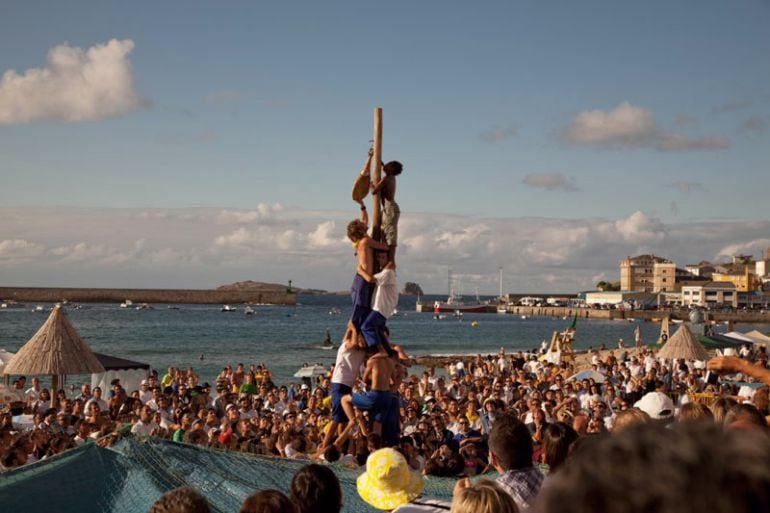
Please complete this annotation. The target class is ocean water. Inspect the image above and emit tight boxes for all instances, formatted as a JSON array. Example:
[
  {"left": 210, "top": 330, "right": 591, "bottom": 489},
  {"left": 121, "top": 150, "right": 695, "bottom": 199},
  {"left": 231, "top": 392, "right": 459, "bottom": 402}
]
[{"left": 0, "top": 295, "right": 748, "bottom": 386}]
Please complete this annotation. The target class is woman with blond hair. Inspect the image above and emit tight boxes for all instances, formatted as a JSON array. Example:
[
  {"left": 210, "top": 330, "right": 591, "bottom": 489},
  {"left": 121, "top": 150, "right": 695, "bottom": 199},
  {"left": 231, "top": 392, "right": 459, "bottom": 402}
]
[{"left": 451, "top": 478, "right": 519, "bottom": 513}]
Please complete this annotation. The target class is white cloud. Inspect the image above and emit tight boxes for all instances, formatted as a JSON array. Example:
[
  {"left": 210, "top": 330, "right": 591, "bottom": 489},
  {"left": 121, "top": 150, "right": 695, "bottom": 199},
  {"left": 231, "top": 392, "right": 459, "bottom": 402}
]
[
  {"left": 0, "top": 239, "right": 45, "bottom": 261},
  {"left": 564, "top": 101, "right": 656, "bottom": 147},
  {"left": 307, "top": 221, "right": 339, "bottom": 248},
  {"left": 2, "top": 207, "right": 769, "bottom": 293},
  {"left": 217, "top": 204, "right": 285, "bottom": 224},
  {"left": 607, "top": 211, "right": 666, "bottom": 244},
  {"left": 0, "top": 39, "right": 144, "bottom": 124},
  {"left": 564, "top": 101, "right": 730, "bottom": 151},
  {"left": 716, "top": 239, "right": 770, "bottom": 260},
  {"left": 522, "top": 173, "right": 578, "bottom": 191}
]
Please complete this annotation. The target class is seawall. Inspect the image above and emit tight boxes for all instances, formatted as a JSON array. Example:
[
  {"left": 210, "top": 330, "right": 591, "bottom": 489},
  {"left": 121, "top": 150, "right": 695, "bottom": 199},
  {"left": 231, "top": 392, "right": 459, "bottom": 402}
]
[
  {"left": 0, "top": 287, "right": 296, "bottom": 305},
  {"left": 417, "top": 302, "right": 770, "bottom": 324}
]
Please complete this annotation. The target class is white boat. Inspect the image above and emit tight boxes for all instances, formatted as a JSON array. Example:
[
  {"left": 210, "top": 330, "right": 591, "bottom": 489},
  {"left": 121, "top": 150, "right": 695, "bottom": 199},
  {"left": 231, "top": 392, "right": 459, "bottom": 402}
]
[
  {"left": 244, "top": 306, "right": 255, "bottom": 315},
  {"left": 433, "top": 270, "right": 489, "bottom": 313},
  {"left": 521, "top": 315, "right": 528, "bottom": 320},
  {"left": 120, "top": 300, "right": 133, "bottom": 308},
  {"left": 33, "top": 305, "right": 44, "bottom": 312},
  {"left": 497, "top": 305, "right": 508, "bottom": 314},
  {"left": 221, "top": 305, "right": 238, "bottom": 312}
]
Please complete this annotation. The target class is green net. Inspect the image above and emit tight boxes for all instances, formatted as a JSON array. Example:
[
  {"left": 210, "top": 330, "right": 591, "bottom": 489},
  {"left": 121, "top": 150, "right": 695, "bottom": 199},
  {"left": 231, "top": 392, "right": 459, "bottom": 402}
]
[{"left": 0, "top": 438, "right": 457, "bottom": 513}]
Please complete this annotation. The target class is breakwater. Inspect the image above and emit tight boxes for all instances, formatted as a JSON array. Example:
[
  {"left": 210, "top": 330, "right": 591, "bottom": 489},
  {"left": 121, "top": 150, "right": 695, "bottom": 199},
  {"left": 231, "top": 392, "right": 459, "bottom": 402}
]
[
  {"left": 416, "top": 302, "right": 770, "bottom": 324},
  {"left": 0, "top": 287, "right": 296, "bottom": 305}
]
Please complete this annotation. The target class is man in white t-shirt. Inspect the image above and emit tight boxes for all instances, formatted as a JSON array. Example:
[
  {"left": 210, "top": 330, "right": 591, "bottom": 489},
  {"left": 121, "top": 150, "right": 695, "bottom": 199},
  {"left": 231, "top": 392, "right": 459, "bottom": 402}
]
[
  {"left": 138, "top": 380, "right": 153, "bottom": 404},
  {"left": 320, "top": 322, "right": 366, "bottom": 450},
  {"left": 360, "top": 256, "right": 399, "bottom": 354},
  {"left": 84, "top": 386, "right": 108, "bottom": 413},
  {"left": 131, "top": 405, "right": 159, "bottom": 437},
  {"left": 25, "top": 377, "right": 42, "bottom": 404}
]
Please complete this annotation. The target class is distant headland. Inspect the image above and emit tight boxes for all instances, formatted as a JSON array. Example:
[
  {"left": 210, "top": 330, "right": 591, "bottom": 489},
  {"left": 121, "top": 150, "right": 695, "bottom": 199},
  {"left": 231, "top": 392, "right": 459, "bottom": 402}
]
[{"left": 0, "top": 281, "right": 297, "bottom": 305}]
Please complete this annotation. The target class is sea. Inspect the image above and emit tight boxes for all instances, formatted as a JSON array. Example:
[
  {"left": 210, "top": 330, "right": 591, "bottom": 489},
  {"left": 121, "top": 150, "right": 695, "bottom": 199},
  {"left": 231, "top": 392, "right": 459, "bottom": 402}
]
[{"left": 0, "top": 295, "right": 755, "bottom": 387}]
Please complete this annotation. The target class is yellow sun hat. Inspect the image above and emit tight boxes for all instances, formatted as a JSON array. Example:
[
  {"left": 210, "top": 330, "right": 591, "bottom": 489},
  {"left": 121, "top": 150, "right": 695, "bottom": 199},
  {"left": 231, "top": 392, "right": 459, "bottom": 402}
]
[{"left": 357, "top": 448, "right": 425, "bottom": 511}]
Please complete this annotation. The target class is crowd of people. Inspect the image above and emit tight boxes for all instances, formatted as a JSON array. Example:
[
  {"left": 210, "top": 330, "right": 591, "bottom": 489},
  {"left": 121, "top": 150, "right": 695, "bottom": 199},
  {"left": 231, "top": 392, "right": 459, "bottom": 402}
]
[{"left": 2, "top": 339, "right": 769, "bottom": 511}]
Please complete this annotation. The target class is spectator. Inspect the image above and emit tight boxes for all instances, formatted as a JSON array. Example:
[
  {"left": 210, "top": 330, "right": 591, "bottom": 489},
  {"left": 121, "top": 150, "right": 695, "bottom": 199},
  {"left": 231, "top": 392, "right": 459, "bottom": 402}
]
[
  {"left": 488, "top": 412, "right": 544, "bottom": 510},
  {"left": 240, "top": 490, "right": 297, "bottom": 513},
  {"left": 148, "top": 486, "right": 210, "bottom": 513},
  {"left": 290, "top": 463, "right": 342, "bottom": 513}
]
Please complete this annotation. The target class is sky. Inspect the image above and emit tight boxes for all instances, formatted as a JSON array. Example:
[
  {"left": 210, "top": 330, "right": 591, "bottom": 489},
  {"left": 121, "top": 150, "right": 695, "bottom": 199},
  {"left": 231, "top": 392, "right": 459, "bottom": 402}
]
[{"left": 1, "top": 1, "right": 769, "bottom": 294}]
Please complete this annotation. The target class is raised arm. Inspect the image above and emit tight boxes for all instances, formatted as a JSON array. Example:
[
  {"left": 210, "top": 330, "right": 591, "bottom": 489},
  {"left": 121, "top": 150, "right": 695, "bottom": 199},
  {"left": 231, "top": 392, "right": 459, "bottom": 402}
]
[{"left": 708, "top": 356, "right": 770, "bottom": 386}]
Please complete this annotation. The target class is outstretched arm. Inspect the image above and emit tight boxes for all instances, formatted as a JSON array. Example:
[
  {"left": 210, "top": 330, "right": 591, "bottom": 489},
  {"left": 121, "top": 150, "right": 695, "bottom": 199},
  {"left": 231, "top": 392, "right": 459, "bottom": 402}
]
[
  {"left": 708, "top": 356, "right": 770, "bottom": 386},
  {"left": 360, "top": 148, "right": 373, "bottom": 175}
]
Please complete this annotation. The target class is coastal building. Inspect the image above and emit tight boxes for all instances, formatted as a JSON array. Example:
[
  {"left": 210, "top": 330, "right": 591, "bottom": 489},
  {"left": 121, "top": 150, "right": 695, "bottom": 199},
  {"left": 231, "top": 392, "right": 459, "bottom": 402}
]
[
  {"left": 583, "top": 291, "right": 657, "bottom": 309},
  {"left": 711, "top": 268, "right": 761, "bottom": 292},
  {"left": 680, "top": 281, "right": 737, "bottom": 308},
  {"left": 684, "top": 262, "right": 717, "bottom": 279},
  {"left": 755, "top": 249, "right": 770, "bottom": 283},
  {"left": 620, "top": 254, "right": 676, "bottom": 293}
]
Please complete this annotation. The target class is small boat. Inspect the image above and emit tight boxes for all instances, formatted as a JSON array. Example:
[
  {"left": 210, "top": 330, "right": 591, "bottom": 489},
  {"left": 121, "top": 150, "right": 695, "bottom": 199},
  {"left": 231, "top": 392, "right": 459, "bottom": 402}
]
[
  {"left": 321, "top": 329, "right": 334, "bottom": 349},
  {"left": 521, "top": 315, "right": 528, "bottom": 320},
  {"left": 136, "top": 303, "right": 153, "bottom": 310},
  {"left": 0, "top": 303, "right": 7, "bottom": 309},
  {"left": 328, "top": 307, "right": 342, "bottom": 315},
  {"left": 33, "top": 305, "right": 44, "bottom": 313},
  {"left": 433, "top": 270, "right": 489, "bottom": 313},
  {"left": 119, "top": 299, "right": 133, "bottom": 308},
  {"left": 221, "top": 305, "right": 238, "bottom": 312},
  {"left": 244, "top": 306, "right": 255, "bottom": 315}
]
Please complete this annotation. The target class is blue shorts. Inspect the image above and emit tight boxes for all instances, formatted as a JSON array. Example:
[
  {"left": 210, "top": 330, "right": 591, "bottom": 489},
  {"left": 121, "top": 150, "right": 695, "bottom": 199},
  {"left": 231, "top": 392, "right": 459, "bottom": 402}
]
[
  {"left": 352, "top": 391, "right": 400, "bottom": 447},
  {"left": 331, "top": 383, "right": 352, "bottom": 423},
  {"left": 350, "top": 274, "right": 374, "bottom": 329},
  {"left": 361, "top": 310, "right": 393, "bottom": 354}
]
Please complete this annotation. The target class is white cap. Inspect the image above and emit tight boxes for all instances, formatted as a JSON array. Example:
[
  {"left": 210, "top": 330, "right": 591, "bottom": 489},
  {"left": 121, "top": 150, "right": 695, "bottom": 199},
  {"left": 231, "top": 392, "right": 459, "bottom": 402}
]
[
  {"left": 634, "top": 392, "right": 675, "bottom": 419},
  {"left": 300, "top": 383, "right": 310, "bottom": 390}
]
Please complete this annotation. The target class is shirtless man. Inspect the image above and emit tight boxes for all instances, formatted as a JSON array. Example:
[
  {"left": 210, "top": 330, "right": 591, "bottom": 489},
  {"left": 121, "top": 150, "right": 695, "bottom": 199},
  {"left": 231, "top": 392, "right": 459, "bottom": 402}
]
[
  {"left": 346, "top": 208, "right": 389, "bottom": 342},
  {"left": 370, "top": 159, "right": 402, "bottom": 263},
  {"left": 337, "top": 348, "right": 403, "bottom": 447}
]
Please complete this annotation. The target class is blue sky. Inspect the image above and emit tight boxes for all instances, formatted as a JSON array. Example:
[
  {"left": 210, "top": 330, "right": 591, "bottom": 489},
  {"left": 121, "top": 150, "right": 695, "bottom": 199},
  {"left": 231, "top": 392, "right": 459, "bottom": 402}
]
[{"left": 1, "top": 1, "right": 769, "bottom": 292}]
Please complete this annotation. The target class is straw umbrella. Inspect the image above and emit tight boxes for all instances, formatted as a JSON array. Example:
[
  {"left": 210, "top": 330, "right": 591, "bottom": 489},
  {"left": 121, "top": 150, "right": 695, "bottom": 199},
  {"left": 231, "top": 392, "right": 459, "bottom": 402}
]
[
  {"left": 0, "top": 349, "right": 16, "bottom": 386},
  {"left": 4, "top": 305, "right": 105, "bottom": 408},
  {"left": 657, "top": 324, "right": 709, "bottom": 361}
]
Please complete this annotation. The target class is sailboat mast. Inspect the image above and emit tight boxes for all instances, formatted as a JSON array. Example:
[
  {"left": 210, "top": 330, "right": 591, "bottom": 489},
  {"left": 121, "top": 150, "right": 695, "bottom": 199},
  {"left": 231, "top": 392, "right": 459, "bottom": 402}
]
[{"left": 499, "top": 267, "right": 503, "bottom": 299}]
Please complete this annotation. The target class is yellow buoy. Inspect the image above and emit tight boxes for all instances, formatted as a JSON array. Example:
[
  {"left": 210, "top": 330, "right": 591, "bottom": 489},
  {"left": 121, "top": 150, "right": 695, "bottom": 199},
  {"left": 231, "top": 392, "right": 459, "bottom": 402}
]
[{"left": 471, "top": 321, "right": 479, "bottom": 327}]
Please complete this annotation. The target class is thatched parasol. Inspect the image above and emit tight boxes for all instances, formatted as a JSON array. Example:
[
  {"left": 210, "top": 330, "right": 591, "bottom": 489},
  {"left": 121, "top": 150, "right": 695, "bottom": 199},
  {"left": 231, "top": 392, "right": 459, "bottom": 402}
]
[
  {"left": 4, "top": 305, "right": 105, "bottom": 407},
  {"left": 657, "top": 324, "right": 709, "bottom": 361}
]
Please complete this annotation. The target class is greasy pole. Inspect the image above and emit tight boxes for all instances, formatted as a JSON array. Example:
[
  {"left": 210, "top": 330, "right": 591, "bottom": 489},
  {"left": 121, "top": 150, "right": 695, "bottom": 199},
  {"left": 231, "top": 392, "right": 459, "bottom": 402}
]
[{"left": 371, "top": 107, "right": 383, "bottom": 243}]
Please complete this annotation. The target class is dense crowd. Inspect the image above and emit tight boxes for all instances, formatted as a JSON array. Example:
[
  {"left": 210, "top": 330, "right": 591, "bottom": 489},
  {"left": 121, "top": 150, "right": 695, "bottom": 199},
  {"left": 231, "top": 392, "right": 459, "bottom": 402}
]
[
  {"left": 2, "top": 336, "right": 770, "bottom": 513},
  {"left": 2, "top": 341, "right": 769, "bottom": 473}
]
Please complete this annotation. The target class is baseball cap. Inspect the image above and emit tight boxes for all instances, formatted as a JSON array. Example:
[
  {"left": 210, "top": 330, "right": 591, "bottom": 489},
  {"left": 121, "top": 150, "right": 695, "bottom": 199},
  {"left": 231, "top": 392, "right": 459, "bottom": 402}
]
[
  {"left": 300, "top": 383, "right": 310, "bottom": 390},
  {"left": 634, "top": 392, "right": 675, "bottom": 420}
]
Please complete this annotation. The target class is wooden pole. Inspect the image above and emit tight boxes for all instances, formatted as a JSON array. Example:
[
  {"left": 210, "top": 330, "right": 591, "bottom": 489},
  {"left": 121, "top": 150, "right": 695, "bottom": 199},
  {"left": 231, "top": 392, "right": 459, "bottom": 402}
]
[
  {"left": 371, "top": 107, "right": 383, "bottom": 242},
  {"left": 52, "top": 374, "right": 59, "bottom": 409}
]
